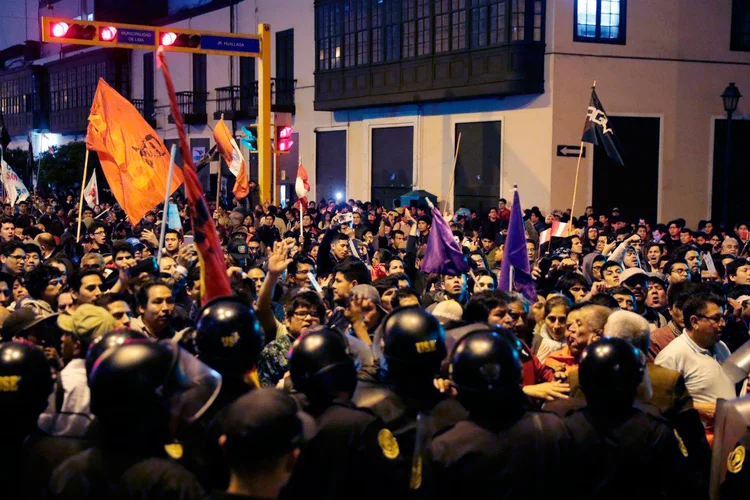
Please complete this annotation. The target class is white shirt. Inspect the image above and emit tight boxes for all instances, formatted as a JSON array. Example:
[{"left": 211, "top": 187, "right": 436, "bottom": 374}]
[
  {"left": 38, "top": 358, "right": 94, "bottom": 437},
  {"left": 654, "top": 330, "right": 736, "bottom": 404}
]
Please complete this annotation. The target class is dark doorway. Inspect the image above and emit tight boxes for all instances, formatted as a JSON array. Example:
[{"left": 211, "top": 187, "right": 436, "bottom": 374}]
[
  {"left": 371, "top": 126, "right": 414, "bottom": 207},
  {"left": 592, "top": 116, "right": 660, "bottom": 223},
  {"left": 454, "top": 121, "right": 502, "bottom": 216},
  {"left": 712, "top": 119, "right": 750, "bottom": 228},
  {"left": 316, "top": 130, "right": 347, "bottom": 203}
]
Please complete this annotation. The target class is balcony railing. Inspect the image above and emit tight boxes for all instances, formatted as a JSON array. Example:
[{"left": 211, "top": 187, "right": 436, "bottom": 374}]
[
  {"left": 168, "top": 91, "right": 208, "bottom": 125},
  {"left": 131, "top": 98, "right": 157, "bottom": 127},
  {"left": 213, "top": 78, "right": 297, "bottom": 119}
]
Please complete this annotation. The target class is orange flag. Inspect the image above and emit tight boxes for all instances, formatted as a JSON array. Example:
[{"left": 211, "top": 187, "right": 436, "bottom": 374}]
[
  {"left": 157, "top": 48, "right": 232, "bottom": 304},
  {"left": 213, "top": 118, "right": 249, "bottom": 199},
  {"left": 86, "top": 79, "right": 184, "bottom": 224}
]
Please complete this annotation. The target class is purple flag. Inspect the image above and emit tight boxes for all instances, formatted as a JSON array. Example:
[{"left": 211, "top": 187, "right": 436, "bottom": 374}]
[
  {"left": 421, "top": 206, "right": 469, "bottom": 276},
  {"left": 499, "top": 187, "right": 537, "bottom": 302}
]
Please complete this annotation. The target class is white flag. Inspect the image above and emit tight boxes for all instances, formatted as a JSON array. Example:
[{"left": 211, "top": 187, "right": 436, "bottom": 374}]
[
  {"left": 84, "top": 169, "right": 99, "bottom": 208},
  {"left": 0, "top": 158, "right": 29, "bottom": 207}
]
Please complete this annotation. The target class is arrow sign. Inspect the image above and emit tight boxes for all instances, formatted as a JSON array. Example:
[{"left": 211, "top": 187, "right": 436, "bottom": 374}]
[{"left": 557, "top": 145, "right": 586, "bottom": 158}]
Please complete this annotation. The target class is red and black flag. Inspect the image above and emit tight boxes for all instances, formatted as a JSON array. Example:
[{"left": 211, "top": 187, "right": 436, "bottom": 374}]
[{"left": 581, "top": 87, "right": 624, "bottom": 166}]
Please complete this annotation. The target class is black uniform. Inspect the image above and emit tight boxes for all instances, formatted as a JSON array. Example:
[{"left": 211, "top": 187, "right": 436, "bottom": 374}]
[
  {"left": 563, "top": 405, "right": 702, "bottom": 500},
  {"left": 281, "top": 399, "right": 403, "bottom": 500},
  {"left": 720, "top": 432, "right": 750, "bottom": 499},
  {"left": 49, "top": 447, "right": 204, "bottom": 500},
  {"left": 430, "top": 409, "right": 572, "bottom": 500}
]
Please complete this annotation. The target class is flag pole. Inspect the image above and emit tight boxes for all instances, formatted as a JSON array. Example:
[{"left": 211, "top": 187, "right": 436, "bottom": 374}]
[
  {"left": 76, "top": 150, "right": 90, "bottom": 242},
  {"left": 156, "top": 144, "right": 178, "bottom": 267},
  {"left": 445, "top": 133, "right": 462, "bottom": 213},
  {"left": 569, "top": 141, "right": 586, "bottom": 233}
]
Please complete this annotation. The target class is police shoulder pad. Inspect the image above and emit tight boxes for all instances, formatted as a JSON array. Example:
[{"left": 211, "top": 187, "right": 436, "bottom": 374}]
[
  {"left": 377, "top": 428, "right": 400, "bottom": 460},
  {"left": 728, "top": 444, "right": 746, "bottom": 474}
]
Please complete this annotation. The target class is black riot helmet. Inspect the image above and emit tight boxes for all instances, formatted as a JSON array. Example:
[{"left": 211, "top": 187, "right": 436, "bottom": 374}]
[
  {"left": 449, "top": 326, "right": 524, "bottom": 411},
  {"left": 289, "top": 326, "right": 356, "bottom": 402},
  {"left": 579, "top": 337, "right": 645, "bottom": 413},
  {"left": 195, "top": 297, "right": 264, "bottom": 381},
  {"left": 0, "top": 342, "right": 54, "bottom": 432},
  {"left": 90, "top": 340, "right": 221, "bottom": 446},
  {"left": 85, "top": 329, "right": 149, "bottom": 377},
  {"left": 383, "top": 307, "right": 447, "bottom": 381}
]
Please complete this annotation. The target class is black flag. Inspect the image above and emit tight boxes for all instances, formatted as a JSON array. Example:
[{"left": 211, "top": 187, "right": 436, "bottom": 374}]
[
  {"left": 581, "top": 87, "right": 624, "bottom": 166},
  {"left": 0, "top": 107, "right": 10, "bottom": 152}
]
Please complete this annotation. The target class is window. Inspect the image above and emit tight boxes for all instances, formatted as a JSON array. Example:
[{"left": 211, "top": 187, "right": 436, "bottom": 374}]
[
  {"left": 371, "top": 127, "right": 414, "bottom": 205},
  {"left": 574, "top": 0, "right": 626, "bottom": 44},
  {"left": 143, "top": 53, "right": 154, "bottom": 120},
  {"left": 454, "top": 121, "right": 501, "bottom": 216},
  {"left": 316, "top": 131, "right": 347, "bottom": 202},
  {"left": 731, "top": 0, "right": 750, "bottom": 51},
  {"left": 317, "top": 2, "right": 342, "bottom": 70},
  {"left": 384, "top": 0, "right": 401, "bottom": 61},
  {"left": 345, "top": 0, "right": 369, "bottom": 66},
  {"left": 435, "top": 0, "right": 466, "bottom": 53},
  {"left": 470, "top": 0, "right": 514, "bottom": 48},
  {"left": 192, "top": 53, "right": 207, "bottom": 113},
  {"left": 49, "top": 60, "right": 113, "bottom": 111},
  {"left": 371, "top": 0, "right": 384, "bottom": 63},
  {"left": 402, "top": 0, "right": 433, "bottom": 58}
]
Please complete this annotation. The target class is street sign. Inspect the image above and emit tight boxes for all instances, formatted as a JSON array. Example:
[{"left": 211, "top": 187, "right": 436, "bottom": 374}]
[
  {"left": 200, "top": 35, "right": 260, "bottom": 54},
  {"left": 118, "top": 28, "right": 156, "bottom": 46},
  {"left": 557, "top": 145, "right": 586, "bottom": 158}
]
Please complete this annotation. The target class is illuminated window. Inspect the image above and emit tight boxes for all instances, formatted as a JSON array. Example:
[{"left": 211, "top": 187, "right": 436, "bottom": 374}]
[{"left": 574, "top": 0, "right": 626, "bottom": 44}]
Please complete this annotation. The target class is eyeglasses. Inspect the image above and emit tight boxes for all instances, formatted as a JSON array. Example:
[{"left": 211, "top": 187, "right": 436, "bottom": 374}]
[
  {"left": 47, "top": 279, "right": 62, "bottom": 286},
  {"left": 696, "top": 314, "right": 726, "bottom": 325},
  {"left": 93, "top": 230, "right": 106, "bottom": 236},
  {"left": 292, "top": 310, "right": 317, "bottom": 319},
  {"left": 7, "top": 254, "right": 25, "bottom": 261},
  {"left": 671, "top": 268, "right": 689, "bottom": 275}
]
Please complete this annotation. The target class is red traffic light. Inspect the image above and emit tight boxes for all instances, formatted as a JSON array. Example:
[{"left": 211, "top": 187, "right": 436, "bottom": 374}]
[
  {"left": 100, "top": 26, "right": 117, "bottom": 41},
  {"left": 160, "top": 32, "right": 201, "bottom": 48},
  {"left": 276, "top": 126, "right": 294, "bottom": 152},
  {"left": 51, "top": 22, "right": 69, "bottom": 38},
  {"left": 50, "top": 22, "right": 95, "bottom": 40},
  {"left": 162, "top": 32, "right": 177, "bottom": 46}
]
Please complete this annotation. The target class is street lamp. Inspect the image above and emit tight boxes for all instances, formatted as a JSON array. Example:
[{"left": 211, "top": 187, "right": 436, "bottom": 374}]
[{"left": 722, "top": 82, "right": 742, "bottom": 230}]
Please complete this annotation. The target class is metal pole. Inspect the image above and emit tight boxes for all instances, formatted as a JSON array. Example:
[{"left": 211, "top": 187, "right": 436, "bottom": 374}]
[
  {"left": 258, "top": 23, "right": 272, "bottom": 204},
  {"left": 723, "top": 112, "right": 733, "bottom": 231}
]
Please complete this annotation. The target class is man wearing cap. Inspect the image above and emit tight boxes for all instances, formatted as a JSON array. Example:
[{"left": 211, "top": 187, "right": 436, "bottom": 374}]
[
  {"left": 209, "top": 389, "right": 309, "bottom": 500},
  {"left": 228, "top": 239, "right": 250, "bottom": 269},
  {"left": 40, "top": 305, "right": 117, "bottom": 437},
  {"left": 620, "top": 267, "right": 667, "bottom": 329}
]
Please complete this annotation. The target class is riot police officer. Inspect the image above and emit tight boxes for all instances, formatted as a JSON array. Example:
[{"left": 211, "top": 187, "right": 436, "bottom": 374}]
[
  {"left": 430, "top": 326, "right": 572, "bottom": 500},
  {"left": 282, "top": 326, "right": 401, "bottom": 500},
  {"left": 352, "top": 306, "right": 467, "bottom": 495},
  {"left": 563, "top": 337, "right": 703, "bottom": 500},
  {"left": 0, "top": 341, "right": 71, "bottom": 500},
  {"left": 85, "top": 328, "right": 148, "bottom": 376},
  {"left": 194, "top": 296, "right": 264, "bottom": 406},
  {"left": 49, "top": 341, "right": 217, "bottom": 499}
]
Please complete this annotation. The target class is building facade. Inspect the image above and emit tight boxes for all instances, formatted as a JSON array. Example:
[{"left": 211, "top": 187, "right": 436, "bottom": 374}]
[{"left": 1, "top": 0, "right": 750, "bottom": 225}]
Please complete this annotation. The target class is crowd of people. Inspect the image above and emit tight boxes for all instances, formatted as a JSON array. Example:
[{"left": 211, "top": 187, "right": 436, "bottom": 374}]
[{"left": 3, "top": 185, "right": 750, "bottom": 499}]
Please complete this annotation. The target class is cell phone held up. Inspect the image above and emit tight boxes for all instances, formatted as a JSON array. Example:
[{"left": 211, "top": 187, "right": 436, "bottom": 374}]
[{"left": 127, "top": 257, "right": 159, "bottom": 278}]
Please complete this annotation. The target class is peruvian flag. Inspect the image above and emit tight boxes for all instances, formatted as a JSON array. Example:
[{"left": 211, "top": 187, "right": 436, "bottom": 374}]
[
  {"left": 295, "top": 163, "right": 310, "bottom": 213},
  {"left": 539, "top": 221, "right": 571, "bottom": 246},
  {"left": 84, "top": 169, "right": 99, "bottom": 208}
]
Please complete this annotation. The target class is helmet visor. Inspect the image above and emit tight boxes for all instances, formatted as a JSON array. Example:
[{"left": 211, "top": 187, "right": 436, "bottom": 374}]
[{"left": 161, "top": 342, "right": 222, "bottom": 423}]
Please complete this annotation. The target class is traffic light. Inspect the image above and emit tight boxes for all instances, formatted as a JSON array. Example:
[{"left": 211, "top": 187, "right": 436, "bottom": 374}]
[
  {"left": 160, "top": 31, "right": 201, "bottom": 49},
  {"left": 275, "top": 126, "right": 294, "bottom": 153},
  {"left": 240, "top": 126, "right": 258, "bottom": 153},
  {"left": 48, "top": 21, "right": 97, "bottom": 41}
]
